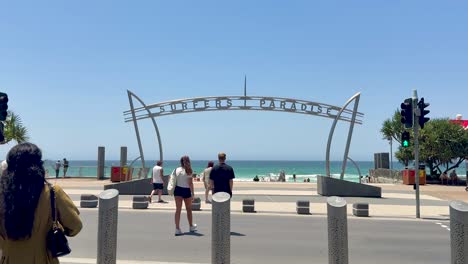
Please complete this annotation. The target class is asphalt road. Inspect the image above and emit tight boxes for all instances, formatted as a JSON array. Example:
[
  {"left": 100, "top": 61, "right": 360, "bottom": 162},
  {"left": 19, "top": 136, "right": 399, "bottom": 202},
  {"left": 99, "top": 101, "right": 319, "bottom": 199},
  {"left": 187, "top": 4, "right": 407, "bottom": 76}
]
[{"left": 61, "top": 210, "right": 451, "bottom": 264}]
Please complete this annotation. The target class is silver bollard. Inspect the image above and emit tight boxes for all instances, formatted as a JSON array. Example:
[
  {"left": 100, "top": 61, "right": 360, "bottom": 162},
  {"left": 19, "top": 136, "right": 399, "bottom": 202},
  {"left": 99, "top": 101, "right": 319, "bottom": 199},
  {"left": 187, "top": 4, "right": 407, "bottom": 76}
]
[
  {"left": 449, "top": 200, "right": 468, "bottom": 264},
  {"left": 120, "top": 146, "right": 127, "bottom": 168},
  {"left": 97, "top": 146, "right": 105, "bottom": 180},
  {"left": 120, "top": 146, "right": 127, "bottom": 180},
  {"left": 97, "top": 189, "right": 119, "bottom": 264},
  {"left": 212, "top": 192, "right": 231, "bottom": 264},
  {"left": 327, "top": 196, "right": 348, "bottom": 264}
]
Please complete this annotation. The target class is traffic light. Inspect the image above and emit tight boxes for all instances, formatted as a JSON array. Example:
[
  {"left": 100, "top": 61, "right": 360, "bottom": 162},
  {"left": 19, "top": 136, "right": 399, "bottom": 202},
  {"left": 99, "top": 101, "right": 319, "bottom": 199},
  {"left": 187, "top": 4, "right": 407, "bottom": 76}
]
[
  {"left": 400, "top": 98, "right": 413, "bottom": 128},
  {"left": 0, "top": 92, "right": 8, "bottom": 121},
  {"left": 401, "top": 131, "right": 410, "bottom": 148},
  {"left": 418, "top": 97, "right": 430, "bottom": 129}
]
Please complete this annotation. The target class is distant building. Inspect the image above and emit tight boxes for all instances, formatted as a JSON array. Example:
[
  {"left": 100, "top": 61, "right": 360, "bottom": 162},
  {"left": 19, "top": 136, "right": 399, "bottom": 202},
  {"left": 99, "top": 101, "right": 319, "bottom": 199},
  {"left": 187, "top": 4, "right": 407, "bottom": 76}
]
[{"left": 450, "top": 114, "right": 468, "bottom": 130}]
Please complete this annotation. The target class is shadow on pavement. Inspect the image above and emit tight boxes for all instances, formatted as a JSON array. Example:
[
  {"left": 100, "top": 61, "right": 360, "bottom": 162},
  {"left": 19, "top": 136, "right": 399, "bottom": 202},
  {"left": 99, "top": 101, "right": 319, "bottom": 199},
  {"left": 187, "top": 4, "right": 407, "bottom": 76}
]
[
  {"left": 230, "top": 231, "right": 246, "bottom": 236},
  {"left": 183, "top": 232, "right": 204, "bottom": 237}
]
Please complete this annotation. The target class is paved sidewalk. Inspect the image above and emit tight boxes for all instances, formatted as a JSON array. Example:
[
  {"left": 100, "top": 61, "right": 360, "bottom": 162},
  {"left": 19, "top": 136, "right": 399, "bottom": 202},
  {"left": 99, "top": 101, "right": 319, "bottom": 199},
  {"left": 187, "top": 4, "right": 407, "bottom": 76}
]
[{"left": 51, "top": 178, "right": 467, "bottom": 220}]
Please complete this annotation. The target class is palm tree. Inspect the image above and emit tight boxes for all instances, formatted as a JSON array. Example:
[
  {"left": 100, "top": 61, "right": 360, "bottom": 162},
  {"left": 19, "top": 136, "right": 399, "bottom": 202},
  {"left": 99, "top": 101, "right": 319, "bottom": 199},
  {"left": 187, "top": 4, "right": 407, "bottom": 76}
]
[{"left": 1, "top": 110, "right": 29, "bottom": 144}]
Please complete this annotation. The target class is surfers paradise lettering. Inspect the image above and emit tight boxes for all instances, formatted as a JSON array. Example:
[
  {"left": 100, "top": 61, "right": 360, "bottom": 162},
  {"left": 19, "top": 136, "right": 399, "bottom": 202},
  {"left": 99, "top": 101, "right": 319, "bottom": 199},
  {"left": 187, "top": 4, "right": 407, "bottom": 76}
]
[
  {"left": 124, "top": 95, "right": 363, "bottom": 124},
  {"left": 154, "top": 96, "right": 337, "bottom": 118}
]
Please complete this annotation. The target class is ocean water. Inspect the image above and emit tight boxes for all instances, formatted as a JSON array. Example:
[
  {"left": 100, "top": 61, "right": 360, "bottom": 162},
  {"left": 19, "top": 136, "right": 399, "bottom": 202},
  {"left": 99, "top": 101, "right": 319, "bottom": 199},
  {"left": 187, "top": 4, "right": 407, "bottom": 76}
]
[{"left": 42, "top": 159, "right": 467, "bottom": 183}]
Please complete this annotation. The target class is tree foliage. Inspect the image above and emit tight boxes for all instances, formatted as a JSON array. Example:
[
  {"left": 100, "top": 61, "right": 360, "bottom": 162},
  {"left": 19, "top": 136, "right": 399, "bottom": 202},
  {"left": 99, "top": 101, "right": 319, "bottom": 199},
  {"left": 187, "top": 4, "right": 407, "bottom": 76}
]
[
  {"left": 1, "top": 111, "right": 29, "bottom": 144},
  {"left": 380, "top": 113, "right": 467, "bottom": 176},
  {"left": 419, "top": 118, "right": 467, "bottom": 175}
]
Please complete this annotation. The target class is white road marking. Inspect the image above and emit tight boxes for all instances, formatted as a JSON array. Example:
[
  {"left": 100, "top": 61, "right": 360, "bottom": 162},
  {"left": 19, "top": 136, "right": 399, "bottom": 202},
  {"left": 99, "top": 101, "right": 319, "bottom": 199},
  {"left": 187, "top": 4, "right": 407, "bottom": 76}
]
[{"left": 435, "top": 222, "right": 450, "bottom": 231}]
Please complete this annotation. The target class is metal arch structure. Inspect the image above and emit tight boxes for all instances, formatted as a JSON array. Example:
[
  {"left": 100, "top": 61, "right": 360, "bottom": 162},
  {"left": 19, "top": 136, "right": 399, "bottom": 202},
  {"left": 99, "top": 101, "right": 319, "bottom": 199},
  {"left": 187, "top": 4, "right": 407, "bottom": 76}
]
[
  {"left": 325, "top": 92, "right": 361, "bottom": 179},
  {"left": 127, "top": 90, "right": 164, "bottom": 172},
  {"left": 124, "top": 90, "right": 364, "bottom": 178}
]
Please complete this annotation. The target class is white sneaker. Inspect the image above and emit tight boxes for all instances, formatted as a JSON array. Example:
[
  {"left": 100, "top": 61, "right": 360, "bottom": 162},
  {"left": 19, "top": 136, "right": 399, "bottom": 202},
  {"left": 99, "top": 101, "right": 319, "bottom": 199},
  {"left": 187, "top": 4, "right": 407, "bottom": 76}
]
[
  {"left": 190, "top": 224, "right": 198, "bottom": 232},
  {"left": 175, "top": 228, "right": 183, "bottom": 236}
]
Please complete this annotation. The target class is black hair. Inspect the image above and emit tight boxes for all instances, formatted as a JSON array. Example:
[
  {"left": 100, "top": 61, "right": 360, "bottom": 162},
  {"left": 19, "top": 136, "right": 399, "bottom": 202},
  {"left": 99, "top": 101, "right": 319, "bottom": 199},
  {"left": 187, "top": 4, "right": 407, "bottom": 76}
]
[{"left": 1, "top": 142, "right": 46, "bottom": 240}]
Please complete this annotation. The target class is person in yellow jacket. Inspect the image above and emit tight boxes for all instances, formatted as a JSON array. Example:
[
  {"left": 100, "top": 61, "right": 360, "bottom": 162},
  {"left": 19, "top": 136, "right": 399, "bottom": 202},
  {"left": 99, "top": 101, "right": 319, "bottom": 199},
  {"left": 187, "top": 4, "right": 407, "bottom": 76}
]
[{"left": 0, "top": 142, "right": 82, "bottom": 263}]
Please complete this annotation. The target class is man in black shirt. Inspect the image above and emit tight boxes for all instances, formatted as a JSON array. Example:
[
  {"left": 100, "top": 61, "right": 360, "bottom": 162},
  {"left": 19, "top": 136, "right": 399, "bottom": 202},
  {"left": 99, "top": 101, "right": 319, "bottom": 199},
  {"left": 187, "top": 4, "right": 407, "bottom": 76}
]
[{"left": 209, "top": 152, "right": 235, "bottom": 197}]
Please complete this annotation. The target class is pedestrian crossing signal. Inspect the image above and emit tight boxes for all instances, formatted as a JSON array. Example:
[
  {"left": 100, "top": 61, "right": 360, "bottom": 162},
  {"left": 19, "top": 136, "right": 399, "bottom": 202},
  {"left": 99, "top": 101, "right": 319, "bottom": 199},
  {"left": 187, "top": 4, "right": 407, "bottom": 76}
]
[{"left": 402, "top": 131, "right": 410, "bottom": 148}]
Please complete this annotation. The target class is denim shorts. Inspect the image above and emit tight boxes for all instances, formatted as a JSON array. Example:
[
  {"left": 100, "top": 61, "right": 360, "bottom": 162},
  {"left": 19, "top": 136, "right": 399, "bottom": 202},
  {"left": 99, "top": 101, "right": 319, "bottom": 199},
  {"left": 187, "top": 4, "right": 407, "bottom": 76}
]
[{"left": 174, "top": 186, "right": 192, "bottom": 199}]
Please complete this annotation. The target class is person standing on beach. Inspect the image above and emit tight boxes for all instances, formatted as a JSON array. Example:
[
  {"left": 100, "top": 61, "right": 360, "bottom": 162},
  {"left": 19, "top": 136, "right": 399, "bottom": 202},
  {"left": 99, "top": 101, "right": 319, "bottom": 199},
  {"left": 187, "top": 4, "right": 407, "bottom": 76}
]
[
  {"left": 210, "top": 152, "right": 235, "bottom": 197},
  {"left": 449, "top": 170, "right": 459, "bottom": 185},
  {"left": 199, "top": 161, "right": 214, "bottom": 203},
  {"left": 149, "top": 160, "right": 164, "bottom": 203},
  {"left": 440, "top": 171, "right": 449, "bottom": 185},
  {"left": 54, "top": 160, "right": 61, "bottom": 178},
  {"left": 63, "top": 158, "right": 69, "bottom": 178}
]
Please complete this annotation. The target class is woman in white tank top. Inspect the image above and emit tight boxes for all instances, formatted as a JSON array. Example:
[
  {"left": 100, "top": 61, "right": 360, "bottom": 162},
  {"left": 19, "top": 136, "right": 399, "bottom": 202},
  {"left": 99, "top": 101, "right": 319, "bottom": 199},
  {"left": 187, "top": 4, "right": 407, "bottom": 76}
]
[{"left": 173, "top": 155, "right": 197, "bottom": 235}]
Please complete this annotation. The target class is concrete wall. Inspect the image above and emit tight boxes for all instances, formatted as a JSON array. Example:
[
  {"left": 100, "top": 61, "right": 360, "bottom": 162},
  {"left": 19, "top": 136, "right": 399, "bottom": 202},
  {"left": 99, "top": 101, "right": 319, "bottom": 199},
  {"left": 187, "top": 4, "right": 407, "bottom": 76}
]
[
  {"left": 317, "top": 176, "right": 382, "bottom": 198},
  {"left": 369, "top": 169, "right": 402, "bottom": 183},
  {"left": 104, "top": 175, "right": 169, "bottom": 195}
]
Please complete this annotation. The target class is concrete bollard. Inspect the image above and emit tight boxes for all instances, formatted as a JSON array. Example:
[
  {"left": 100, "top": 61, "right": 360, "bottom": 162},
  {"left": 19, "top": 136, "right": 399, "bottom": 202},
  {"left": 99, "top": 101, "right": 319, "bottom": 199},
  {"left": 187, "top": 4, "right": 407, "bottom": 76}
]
[
  {"left": 80, "top": 194, "right": 98, "bottom": 208},
  {"left": 97, "top": 189, "right": 119, "bottom": 264},
  {"left": 449, "top": 200, "right": 468, "bottom": 263},
  {"left": 97, "top": 146, "right": 105, "bottom": 180},
  {"left": 212, "top": 192, "right": 231, "bottom": 264},
  {"left": 132, "top": 195, "right": 149, "bottom": 209},
  {"left": 192, "top": 197, "right": 201, "bottom": 211},
  {"left": 352, "top": 203, "right": 369, "bottom": 217},
  {"left": 327, "top": 196, "right": 348, "bottom": 264},
  {"left": 296, "top": 200, "right": 310, "bottom": 214},
  {"left": 242, "top": 199, "right": 255, "bottom": 213}
]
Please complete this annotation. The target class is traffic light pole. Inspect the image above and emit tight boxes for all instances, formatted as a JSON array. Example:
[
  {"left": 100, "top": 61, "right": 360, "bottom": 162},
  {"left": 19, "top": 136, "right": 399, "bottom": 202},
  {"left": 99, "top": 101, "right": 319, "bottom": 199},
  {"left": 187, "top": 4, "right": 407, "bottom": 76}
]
[{"left": 412, "top": 90, "right": 421, "bottom": 218}]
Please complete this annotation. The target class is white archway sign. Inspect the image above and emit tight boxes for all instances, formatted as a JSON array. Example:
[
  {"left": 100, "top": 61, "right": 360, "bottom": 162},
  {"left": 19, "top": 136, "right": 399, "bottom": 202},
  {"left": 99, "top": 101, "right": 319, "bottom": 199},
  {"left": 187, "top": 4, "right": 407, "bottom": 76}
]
[{"left": 124, "top": 89, "right": 363, "bottom": 179}]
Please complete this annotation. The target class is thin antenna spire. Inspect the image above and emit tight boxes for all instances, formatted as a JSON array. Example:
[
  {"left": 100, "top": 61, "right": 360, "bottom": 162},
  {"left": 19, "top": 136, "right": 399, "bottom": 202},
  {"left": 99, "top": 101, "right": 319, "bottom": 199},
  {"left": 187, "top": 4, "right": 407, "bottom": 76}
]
[
  {"left": 244, "top": 75, "right": 247, "bottom": 107},
  {"left": 244, "top": 75, "right": 247, "bottom": 96}
]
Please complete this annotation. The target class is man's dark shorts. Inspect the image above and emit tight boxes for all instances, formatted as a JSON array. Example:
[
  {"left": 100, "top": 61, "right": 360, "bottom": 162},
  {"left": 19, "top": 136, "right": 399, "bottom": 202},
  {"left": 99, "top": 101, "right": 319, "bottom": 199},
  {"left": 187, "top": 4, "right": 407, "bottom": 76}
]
[{"left": 153, "top": 183, "right": 163, "bottom": 190}]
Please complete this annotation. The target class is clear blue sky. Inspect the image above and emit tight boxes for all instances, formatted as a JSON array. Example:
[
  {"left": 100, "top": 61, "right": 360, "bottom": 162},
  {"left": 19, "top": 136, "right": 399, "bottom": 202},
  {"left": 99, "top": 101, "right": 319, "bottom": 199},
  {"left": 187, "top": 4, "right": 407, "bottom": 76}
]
[{"left": 1, "top": 1, "right": 466, "bottom": 161}]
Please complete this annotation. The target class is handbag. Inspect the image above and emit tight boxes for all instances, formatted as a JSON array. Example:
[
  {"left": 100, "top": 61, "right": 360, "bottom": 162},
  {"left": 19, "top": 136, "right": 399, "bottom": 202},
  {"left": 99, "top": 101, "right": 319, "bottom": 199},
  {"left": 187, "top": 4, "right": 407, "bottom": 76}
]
[
  {"left": 167, "top": 169, "right": 178, "bottom": 196},
  {"left": 47, "top": 184, "right": 72, "bottom": 257}
]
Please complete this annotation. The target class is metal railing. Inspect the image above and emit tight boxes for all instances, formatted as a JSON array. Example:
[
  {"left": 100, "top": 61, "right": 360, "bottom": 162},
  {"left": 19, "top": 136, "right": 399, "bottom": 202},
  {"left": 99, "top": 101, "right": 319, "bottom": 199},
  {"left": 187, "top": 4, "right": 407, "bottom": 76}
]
[{"left": 44, "top": 165, "right": 111, "bottom": 178}]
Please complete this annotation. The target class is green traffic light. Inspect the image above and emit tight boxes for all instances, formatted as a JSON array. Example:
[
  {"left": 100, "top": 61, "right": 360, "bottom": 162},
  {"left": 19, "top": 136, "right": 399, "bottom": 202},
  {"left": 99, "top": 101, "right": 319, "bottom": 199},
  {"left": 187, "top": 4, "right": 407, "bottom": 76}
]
[{"left": 403, "top": 140, "right": 409, "bottom": 147}]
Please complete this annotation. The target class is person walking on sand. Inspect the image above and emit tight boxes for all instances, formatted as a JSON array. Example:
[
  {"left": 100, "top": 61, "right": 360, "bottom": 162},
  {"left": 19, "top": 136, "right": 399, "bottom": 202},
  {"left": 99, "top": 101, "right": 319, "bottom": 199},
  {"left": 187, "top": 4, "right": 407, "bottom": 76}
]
[
  {"left": 63, "top": 158, "right": 69, "bottom": 178},
  {"left": 149, "top": 160, "right": 164, "bottom": 203},
  {"left": 199, "top": 161, "right": 214, "bottom": 203},
  {"left": 210, "top": 152, "right": 235, "bottom": 197},
  {"left": 54, "top": 160, "right": 61, "bottom": 178},
  {"left": 173, "top": 155, "right": 197, "bottom": 236},
  {"left": 0, "top": 142, "right": 82, "bottom": 263}
]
